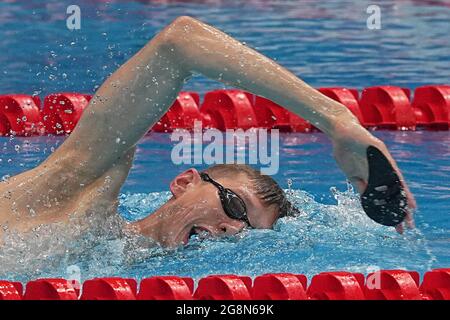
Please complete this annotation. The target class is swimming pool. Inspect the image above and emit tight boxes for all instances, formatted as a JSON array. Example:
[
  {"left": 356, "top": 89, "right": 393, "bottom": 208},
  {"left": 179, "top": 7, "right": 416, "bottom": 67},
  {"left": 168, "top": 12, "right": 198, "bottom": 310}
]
[{"left": 0, "top": 0, "right": 449, "bottom": 283}]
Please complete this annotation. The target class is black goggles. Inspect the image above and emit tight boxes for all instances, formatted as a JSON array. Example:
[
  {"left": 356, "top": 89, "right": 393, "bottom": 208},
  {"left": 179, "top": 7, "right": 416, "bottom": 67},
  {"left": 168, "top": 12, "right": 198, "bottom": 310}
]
[{"left": 200, "top": 172, "right": 252, "bottom": 228}]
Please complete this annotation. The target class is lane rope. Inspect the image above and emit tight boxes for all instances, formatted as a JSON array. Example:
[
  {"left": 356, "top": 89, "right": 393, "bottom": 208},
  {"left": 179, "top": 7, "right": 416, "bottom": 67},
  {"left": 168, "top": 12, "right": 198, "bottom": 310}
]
[
  {"left": 1, "top": 85, "right": 449, "bottom": 137},
  {"left": 1, "top": 268, "right": 449, "bottom": 300}
]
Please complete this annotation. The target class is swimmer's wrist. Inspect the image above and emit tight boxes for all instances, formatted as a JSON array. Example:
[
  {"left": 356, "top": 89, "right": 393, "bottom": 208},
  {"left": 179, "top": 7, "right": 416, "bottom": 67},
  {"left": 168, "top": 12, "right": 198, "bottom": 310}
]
[
  {"left": 320, "top": 107, "right": 361, "bottom": 140},
  {"left": 303, "top": 98, "right": 361, "bottom": 137},
  {"left": 329, "top": 113, "right": 379, "bottom": 147}
]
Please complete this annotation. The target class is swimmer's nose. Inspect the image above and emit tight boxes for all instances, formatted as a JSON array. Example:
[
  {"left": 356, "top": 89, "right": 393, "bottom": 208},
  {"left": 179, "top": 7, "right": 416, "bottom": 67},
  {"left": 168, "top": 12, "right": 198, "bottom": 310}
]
[{"left": 218, "top": 221, "right": 246, "bottom": 235}]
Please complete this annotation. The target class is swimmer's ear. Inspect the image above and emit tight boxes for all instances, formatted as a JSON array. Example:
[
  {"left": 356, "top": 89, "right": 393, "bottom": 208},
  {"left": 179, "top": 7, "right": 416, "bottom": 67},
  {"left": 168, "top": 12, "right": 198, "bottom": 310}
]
[{"left": 169, "top": 168, "right": 202, "bottom": 197}]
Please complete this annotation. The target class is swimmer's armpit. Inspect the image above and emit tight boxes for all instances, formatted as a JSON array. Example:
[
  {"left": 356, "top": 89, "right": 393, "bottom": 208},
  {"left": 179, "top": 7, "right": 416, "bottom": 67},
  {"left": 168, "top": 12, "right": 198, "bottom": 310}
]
[{"left": 361, "top": 146, "right": 408, "bottom": 227}]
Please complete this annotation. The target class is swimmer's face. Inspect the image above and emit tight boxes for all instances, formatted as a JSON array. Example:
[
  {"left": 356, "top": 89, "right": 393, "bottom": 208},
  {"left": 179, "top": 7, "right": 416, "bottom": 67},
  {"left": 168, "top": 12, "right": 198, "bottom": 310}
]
[{"left": 163, "top": 168, "right": 279, "bottom": 246}]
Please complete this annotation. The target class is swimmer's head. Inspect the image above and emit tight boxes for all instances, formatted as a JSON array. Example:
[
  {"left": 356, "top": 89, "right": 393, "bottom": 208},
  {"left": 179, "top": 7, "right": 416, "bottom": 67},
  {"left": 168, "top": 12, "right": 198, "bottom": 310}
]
[{"left": 137, "top": 164, "right": 296, "bottom": 247}]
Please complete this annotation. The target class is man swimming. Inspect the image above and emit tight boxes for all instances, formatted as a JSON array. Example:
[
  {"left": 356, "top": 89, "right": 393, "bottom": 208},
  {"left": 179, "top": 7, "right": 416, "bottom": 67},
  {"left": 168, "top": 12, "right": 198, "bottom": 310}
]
[{"left": 0, "top": 16, "right": 416, "bottom": 248}]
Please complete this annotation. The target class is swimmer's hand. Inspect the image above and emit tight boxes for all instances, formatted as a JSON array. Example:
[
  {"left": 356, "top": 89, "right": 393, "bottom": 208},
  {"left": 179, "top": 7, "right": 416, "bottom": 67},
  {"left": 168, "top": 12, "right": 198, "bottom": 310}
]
[{"left": 331, "top": 121, "right": 416, "bottom": 234}]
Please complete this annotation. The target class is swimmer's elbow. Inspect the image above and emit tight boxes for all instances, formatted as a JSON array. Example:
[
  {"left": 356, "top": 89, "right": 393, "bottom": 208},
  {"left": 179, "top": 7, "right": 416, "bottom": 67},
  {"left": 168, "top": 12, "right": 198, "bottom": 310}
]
[
  {"left": 156, "top": 16, "right": 202, "bottom": 50},
  {"left": 171, "top": 15, "right": 199, "bottom": 28}
]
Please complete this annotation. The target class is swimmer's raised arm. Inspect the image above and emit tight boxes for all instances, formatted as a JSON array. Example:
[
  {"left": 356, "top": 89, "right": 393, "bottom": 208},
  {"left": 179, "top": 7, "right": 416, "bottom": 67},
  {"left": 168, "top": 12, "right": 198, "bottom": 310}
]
[{"left": 48, "top": 16, "right": 415, "bottom": 232}]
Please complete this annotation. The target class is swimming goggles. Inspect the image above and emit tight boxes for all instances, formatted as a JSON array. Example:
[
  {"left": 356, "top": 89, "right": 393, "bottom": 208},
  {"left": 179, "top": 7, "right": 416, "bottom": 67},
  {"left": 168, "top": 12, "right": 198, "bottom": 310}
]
[{"left": 200, "top": 172, "right": 252, "bottom": 228}]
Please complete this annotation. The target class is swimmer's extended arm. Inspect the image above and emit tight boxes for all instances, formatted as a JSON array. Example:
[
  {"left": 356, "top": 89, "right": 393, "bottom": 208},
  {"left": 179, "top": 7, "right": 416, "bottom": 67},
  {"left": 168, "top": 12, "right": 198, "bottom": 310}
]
[{"left": 49, "top": 16, "right": 415, "bottom": 232}]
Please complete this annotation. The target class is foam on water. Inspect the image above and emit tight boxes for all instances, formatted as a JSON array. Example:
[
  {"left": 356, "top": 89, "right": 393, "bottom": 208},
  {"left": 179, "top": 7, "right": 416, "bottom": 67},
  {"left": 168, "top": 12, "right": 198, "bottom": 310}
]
[{"left": 0, "top": 184, "right": 435, "bottom": 282}]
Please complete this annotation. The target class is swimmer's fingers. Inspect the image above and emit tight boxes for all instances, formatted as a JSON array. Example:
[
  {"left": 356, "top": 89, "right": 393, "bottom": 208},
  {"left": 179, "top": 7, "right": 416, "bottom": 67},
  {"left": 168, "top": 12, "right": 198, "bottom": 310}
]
[
  {"left": 395, "top": 210, "right": 415, "bottom": 234},
  {"left": 395, "top": 223, "right": 404, "bottom": 234},
  {"left": 398, "top": 174, "right": 417, "bottom": 211},
  {"left": 350, "top": 177, "right": 367, "bottom": 194},
  {"left": 401, "top": 185, "right": 416, "bottom": 230},
  {"left": 405, "top": 210, "right": 415, "bottom": 228}
]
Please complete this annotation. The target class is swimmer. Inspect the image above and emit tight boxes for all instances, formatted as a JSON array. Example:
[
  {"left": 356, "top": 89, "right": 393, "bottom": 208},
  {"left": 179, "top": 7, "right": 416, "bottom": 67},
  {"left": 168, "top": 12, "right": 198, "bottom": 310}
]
[{"left": 0, "top": 16, "right": 416, "bottom": 248}]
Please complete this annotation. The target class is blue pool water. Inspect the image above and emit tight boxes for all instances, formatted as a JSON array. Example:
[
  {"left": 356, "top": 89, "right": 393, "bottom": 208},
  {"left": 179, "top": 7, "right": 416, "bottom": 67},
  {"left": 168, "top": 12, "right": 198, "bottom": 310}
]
[
  {"left": 0, "top": 0, "right": 449, "bottom": 281},
  {"left": 1, "top": 131, "right": 449, "bottom": 281}
]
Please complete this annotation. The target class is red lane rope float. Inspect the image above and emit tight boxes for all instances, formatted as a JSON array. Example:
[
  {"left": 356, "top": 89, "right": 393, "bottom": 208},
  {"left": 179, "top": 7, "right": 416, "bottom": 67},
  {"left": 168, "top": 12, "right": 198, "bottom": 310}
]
[
  {"left": 0, "top": 281, "right": 23, "bottom": 300},
  {"left": 319, "top": 87, "right": 364, "bottom": 124},
  {"left": 80, "top": 277, "right": 137, "bottom": 300},
  {"left": 23, "top": 278, "right": 79, "bottom": 300},
  {"left": 0, "top": 85, "right": 449, "bottom": 137},
  {"left": 42, "top": 93, "right": 91, "bottom": 135},
  {"left": 253, "top": 95, "right": 315, "bottom": 132},
  {"left": 412, "top": 85, "right": 450, "bottom": 130},
  {"left": 201, "top": 89, "right": 258, "bottom": 130},
  {"left": 0, "top": 94, "right": 42, "bottom": 136},
  {"left": 137, "top": 276, "right": 194, "bottom": 300},
  {"left": 194, "top": 275, "right": 253, "bottom": 300},
  {"left": 420, "top": 268, "right": 450, "bottom": 300},
  {"left": 152, "top": 92, "right": 203, "bottom": 132},
  {"left": 1, "top": 268, "right": 450, "bottom": 300},
  {"left": 359, "top": 86, "right": 416, "bottom": 130},
  {"left": 307, "top": 272, "right": 366, "bottom": 300},
  {"left": 252, "top": 273, "right": 308, "bottom": 300},
  {"left": 363, "top": 270, "right": 422, "bottom": 300}
]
